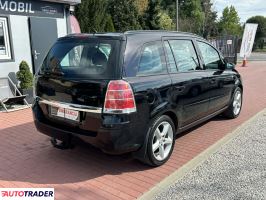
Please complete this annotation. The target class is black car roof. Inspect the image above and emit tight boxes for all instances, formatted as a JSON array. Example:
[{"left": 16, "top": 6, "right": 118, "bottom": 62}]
[{"left": 58, "top": 30, "right": 204, "bottom": 42}]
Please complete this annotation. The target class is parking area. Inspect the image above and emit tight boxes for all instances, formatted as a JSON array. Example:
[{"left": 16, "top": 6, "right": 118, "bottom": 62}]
[{"left": 0, "top": 62, "right": 266, "bottom": 200}]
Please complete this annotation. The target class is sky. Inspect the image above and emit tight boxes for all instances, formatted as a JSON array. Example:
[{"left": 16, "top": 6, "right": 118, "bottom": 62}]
[{"left": 213, "top": 0, "right": 266, "bottom": 23}]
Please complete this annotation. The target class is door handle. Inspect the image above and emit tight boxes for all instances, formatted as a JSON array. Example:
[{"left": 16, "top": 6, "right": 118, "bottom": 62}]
[
  {"left": 210, "top": 79, "right": 216, "bottom": 84},
  {"left": 175, "top": 86, "right": 185, "bottom": 92},
  {"left": 34, "top": 50, "right": 41, "bottom": 60}
]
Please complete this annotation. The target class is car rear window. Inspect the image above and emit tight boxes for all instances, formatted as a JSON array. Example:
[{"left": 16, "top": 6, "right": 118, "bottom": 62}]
[{"left": 39, "top": 39, "right": 121, "bottom": 79}]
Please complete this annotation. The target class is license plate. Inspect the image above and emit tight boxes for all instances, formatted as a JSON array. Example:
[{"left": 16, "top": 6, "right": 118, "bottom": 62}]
[{"left": 50, "top": 106, "right": 79, "bottom": 122}]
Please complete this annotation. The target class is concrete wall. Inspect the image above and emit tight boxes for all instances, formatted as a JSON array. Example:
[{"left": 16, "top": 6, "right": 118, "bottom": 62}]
[{"left": 0, "top": 14, "right": 68, "bottom": 78}]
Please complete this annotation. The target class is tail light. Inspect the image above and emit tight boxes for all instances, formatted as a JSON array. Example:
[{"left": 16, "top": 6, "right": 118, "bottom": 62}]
[{"left": 104, "top": 80, "right": 136, "bottom": 114}]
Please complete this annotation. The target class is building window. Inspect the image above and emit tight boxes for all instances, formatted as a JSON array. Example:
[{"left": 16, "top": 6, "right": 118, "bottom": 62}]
[{"left": 0, "top": 17, "right": 12, "bottom": 60}]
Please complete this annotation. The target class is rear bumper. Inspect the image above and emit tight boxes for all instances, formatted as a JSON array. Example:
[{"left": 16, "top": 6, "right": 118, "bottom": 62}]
[{"left": 32, "top": 102, "right": 142, "bottom": 155}]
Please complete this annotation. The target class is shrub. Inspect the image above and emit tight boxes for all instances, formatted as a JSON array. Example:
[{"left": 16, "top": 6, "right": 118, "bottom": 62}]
[{"left": 16, "top": 61, "right": 33, "bottom": 89}]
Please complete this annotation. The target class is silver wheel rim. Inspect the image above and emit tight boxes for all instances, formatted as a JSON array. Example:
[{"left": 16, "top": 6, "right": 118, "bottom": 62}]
[
  {"left": 152, "top": 121, "right": 174, "bottom": 161},
  {"left": 233, "top": 90, "right": 242, "bottom": 116}
]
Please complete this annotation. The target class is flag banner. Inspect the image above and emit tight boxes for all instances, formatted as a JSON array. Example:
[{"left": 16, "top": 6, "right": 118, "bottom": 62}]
[{"left": 240, "top": 23, "right": 258, "bottom": 58}]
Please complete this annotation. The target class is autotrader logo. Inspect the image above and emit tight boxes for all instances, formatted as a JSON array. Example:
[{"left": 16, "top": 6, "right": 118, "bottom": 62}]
[{"left": 0, "top": 188, "right": 54, "bottom": 200}]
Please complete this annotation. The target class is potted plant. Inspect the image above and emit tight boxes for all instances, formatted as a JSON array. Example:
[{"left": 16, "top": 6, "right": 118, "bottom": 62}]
[{"left": 16, "top": 61, "right": 34, "bottom": 104}]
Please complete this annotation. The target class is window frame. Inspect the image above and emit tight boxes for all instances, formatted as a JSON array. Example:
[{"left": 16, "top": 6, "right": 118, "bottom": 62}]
[
  {"left": 0, "top": 16, "right": 13, "bottom": 62},
  {"left": 195, "top": 40, "right": 225, "bottom": 71},
  {"left": 136, "top": 40, "right": 168, "bottom": 77},
  {"left": 162, "top": 37, "right": 203, "bottom": 74},
  {"left": 163, "top": 40, "right": 178, "bottom": 73}
]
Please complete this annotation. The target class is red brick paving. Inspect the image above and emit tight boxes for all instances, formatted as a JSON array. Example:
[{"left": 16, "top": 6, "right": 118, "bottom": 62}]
[{"left": 0, "top": 62, "right": 266, "bottom": 200}]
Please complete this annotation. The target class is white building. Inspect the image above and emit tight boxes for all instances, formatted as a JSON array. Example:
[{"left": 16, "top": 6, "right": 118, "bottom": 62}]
[{"left": 0, "top": 0, "right": 81, "bottom": 77}]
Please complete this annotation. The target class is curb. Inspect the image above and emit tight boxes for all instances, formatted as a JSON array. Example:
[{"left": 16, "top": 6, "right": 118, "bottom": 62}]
[{"left": 138, "top": 108, "right": 266, "bottom": 200}]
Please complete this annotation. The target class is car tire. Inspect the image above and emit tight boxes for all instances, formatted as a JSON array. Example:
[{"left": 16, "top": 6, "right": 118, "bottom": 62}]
[
  {"left": 223, "top": 87, "right": 243, "bottom": 119},
  {"left": 145, "top": 115, "right": 175, "bottom": 167}
]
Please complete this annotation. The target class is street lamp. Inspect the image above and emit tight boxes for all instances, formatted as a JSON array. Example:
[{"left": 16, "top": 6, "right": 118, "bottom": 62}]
[{"left": 176, "top": 0, "right": 179, "bottom": 31}]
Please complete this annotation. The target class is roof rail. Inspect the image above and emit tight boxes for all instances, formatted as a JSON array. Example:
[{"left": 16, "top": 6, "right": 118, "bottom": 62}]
[{"left": 124, "top": 30, "right": 199, "bottom": 37}]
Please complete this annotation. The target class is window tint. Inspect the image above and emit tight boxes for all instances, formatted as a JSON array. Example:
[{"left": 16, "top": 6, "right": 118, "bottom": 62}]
[
  {"left": 40, "top": 39, "right": 120, "bottom": 79},
  {"left": 137, "top": 42, "right": 167, "bottom": 76},
  {"left": 197, "top": 41, "right": 221, "bottom": 69},
  {"left": 60, "top": 44, "right": 111, "bottom": 69},
  {"left": 168, "top": 40, "right": 200, "bottom": 72},
  {"left": 164, "top": 41, "right": 177, "bottom": 73},
  {"left": 60, "top": 45, "right": 84, "bottom": 67},
  {"left": 0, "top": 17, "right": 12, "bottom": 60}
]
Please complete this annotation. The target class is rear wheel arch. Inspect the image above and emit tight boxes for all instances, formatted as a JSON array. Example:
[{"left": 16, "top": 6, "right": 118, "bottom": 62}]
[
  {"left": 231, "top": 84, "right": 243, "bottom": 102},
  {"left": 133, "top": 111, "right": 178, "bottom": 165},
  {"left": 224, "top": 86, "right": 243, "bottom": 119},
  {"left": 146, "top": 115, "right": 175, "bottom": 166},
  {"left": 162, "top": 111, "right": 178, "bottom": 134}
]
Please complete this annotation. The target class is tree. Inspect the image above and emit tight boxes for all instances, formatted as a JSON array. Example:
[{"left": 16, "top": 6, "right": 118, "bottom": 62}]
[
  {"left": 161, "top": 0, "right": 176, "bottom": 20},
  {"left": 158, "top": 11, "right": 173, "bottom": 30},
  {"left": 75, "top": 0, "right": 115, "bottom": 32},
  {"left": 108, "top": 0, "right": 141, "bottom": 32},
  {"left": 160, "top": 0, "right": 218, "bottom": 35},
  {"left": 201, "top": 0, "right": 218, "bottom": 38},
  {"left": 218, "top": 6, "right": 242, "bottom": 36},
  {"left": 246, "top": 16, "right": 266, "bottom": 38},
  {"left": 179, "top": 0, "right": 205, "bottom": 34},
  {"left": 141, "top": 0, "right": 174, "bottom": 30},
  {"left": 16, "top": 61, "right": 33, "bottom": 89},
  {"left": 105, "top": 15, "right": 116, "bottom": 32},
  {"left": 143, "top": 0, "right": 162, "bottom": 30},
  {"left": 134, "top": 0, "right": 149, "bottom": 14}
]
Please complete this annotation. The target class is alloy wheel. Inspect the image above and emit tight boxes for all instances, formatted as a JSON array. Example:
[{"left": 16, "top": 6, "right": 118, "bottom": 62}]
[
  {"left": 152, "top": 121, "right": 174, "bottom": 161},
  {"left": 233, "top": 90, "right": 242, "bottom": 116}
]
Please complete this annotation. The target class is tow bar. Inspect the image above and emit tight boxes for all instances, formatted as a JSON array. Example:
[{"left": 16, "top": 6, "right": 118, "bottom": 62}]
[{"left": 50, "top": 137, "right": 74, "bottom": 150}]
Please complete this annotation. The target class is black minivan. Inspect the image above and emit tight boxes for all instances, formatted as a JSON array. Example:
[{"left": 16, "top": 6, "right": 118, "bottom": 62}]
[{"left": 33, "top": 31, "right": 243, "bottom": 166}]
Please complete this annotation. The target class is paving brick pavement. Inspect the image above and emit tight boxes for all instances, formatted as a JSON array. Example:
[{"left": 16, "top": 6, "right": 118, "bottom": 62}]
[{"left": 0, "top": 62, "right": 265, "bottom": 200}]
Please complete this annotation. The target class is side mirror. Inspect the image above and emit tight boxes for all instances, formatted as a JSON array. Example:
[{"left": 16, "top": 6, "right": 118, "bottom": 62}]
[
  {"left": 226, "top": 62, "right": 235, "bottom": 69},
  {"left": 218, "top": 60, "right": 226, "bottom": 70}
]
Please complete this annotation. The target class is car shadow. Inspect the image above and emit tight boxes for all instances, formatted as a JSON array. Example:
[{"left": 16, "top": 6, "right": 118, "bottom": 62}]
[
  {"left": 0, "top": 122, "right": 153, "bottom": 185},
  {"left": 0, "top": 114, "right": 228, "bottom": 185}
]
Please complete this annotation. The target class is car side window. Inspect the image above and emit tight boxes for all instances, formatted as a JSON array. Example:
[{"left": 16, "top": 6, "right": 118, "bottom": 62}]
[
  {"left": 168, "top": 40, "right": 200, "bottom": 72},
  {"left": 164, "top": 41, "right": 178, "bottom": 73},
  {"left": 137, "top": 42, "right": 167, "bottom": 76},
  {"left": 197, "top": 41, "right": 221, "bottom": 70}
]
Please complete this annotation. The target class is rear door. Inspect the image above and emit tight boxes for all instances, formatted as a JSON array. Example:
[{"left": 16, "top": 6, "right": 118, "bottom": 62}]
[
  {"left": 29, "top": 17, "right": 58, "bottom": 74},
  {"left": 163, "top": 38, "right": 210, "bottom": 127},
  {"left": 196, "top": 40, "right": 235, "bottom": 113},
  {"left": 124, "top": 40, "right": 172, "bottom": 127}
]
